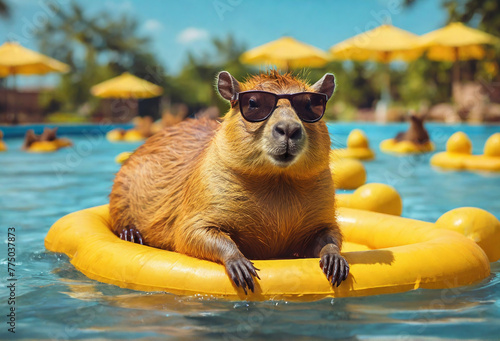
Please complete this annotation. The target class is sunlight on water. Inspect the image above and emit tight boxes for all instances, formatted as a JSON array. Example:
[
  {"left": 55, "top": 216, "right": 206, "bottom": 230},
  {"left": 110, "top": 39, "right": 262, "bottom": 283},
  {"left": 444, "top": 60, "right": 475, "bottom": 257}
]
[{"left": 0, "top": 123, "right": 499, "bottom": 339}]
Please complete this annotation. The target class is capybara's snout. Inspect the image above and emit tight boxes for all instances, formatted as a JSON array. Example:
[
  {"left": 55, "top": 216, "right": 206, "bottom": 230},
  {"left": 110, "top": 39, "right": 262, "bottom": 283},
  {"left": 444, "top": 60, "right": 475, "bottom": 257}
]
[
  {"left": 272, "top": 120, "right": 303, "bottom": 145},
  {"left": 266, "top": 117, "right": 306, "bottom": 166}
]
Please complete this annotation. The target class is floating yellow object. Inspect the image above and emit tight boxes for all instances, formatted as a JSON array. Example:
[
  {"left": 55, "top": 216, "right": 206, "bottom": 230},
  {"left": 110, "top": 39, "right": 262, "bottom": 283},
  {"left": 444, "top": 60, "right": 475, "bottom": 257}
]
[
  {"left": 115, "top": 152, "right": 133, "bottom": 164},
  {"left": 26, "top": 139, "right": 72, "bottom": 153},
  {"left": 435, "top": 207, "right": 500, "bottom": 262},
  {"left": 332, "top": 129, "right": 375, "bottom": 160},
  {"left": 0, "top": 141, "right": 6, "bottom": 152},
  {"left": 331, "top": 158, "right": 366, "bottom": 190},
  {"left": 336, "top": 183, "right": 403, "bottom": 216},
  {"left": 45, "top": 204, "right": 495, "bottom": 300},
  {"left": 106, "top": 129, "right": 144, "bottom": 143},
  {"left": 380, "top": 139, "right": 435, "bottom": 154},
  {"left": 430, "top": 132, "right": 500, "bottom": 171}
]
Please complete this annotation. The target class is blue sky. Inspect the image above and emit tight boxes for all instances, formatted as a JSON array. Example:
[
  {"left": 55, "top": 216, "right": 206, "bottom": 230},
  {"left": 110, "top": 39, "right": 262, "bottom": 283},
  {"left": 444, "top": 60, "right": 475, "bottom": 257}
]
[{"left": 0, "top": 0, "right": 450, "bottom": 88}]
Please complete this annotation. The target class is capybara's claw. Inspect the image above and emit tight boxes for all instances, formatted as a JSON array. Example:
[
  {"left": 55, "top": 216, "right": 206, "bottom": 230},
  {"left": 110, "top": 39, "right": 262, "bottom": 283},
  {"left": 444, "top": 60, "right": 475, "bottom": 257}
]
[
  {"left": 226, "top": 257, "right": 259, "bottom": 294},
  {"left": 320, "top": 253, "right": 349, "bottom": 287},
  {"left": 118, "top": 226, "right": 144, "bottom": 245}
]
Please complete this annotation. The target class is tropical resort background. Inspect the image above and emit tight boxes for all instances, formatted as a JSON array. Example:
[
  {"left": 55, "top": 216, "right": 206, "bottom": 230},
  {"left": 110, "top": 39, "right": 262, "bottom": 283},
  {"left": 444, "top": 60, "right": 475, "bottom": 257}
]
[
  {"left": 1, "top": 1, "right": 500, "bottom": 340},
  {"left": 0, "top": 0, "right": 500, "bottom": 128}
]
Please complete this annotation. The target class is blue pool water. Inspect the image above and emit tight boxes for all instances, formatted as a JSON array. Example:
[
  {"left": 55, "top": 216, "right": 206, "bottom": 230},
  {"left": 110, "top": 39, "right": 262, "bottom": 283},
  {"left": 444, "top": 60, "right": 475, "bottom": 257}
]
[{"left": 0, "top": 122, "right": 499, "bottom": 340}]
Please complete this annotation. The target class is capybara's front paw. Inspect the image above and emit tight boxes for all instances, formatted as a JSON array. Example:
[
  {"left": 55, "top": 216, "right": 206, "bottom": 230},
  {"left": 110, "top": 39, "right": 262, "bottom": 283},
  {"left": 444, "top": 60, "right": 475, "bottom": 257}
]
[
  {"left": 117, "top": 226, "right": 143, "bottom": 245},
  {"left": 320, "top": 253, "right": 349, "bottom": 287},
  {"left": 225, "top": 256, "right": 260, "bottom": 294}
]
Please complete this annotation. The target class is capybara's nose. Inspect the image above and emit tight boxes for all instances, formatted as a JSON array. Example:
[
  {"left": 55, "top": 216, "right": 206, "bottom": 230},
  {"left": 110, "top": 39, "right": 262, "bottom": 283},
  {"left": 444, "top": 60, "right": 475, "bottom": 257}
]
[{"left": 272, "top": 121, "right": 303, "bottom": 142}]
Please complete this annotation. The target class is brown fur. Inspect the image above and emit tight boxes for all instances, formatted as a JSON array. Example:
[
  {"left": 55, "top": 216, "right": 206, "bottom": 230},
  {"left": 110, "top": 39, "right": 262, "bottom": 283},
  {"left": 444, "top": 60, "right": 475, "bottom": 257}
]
[
  {"left": 22, "top": 129, "right": 40, "bottom": 149},
  {"left": 40, "top": 127, "right": 58, "bottom": 141},
  {"left": 394, "top": 114, "right": 430, "bottom": 144},
  {"left": 110, "top": 71, "right": 346, "bottom": 288}
]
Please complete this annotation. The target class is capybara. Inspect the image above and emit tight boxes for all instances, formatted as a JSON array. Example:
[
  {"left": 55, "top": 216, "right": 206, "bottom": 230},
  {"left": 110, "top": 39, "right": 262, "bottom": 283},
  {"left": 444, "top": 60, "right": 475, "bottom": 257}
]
[
  {"left": 109, "top": 71, "right": 349, "bottom": 293},
  {"left": 22, "top": 129, "right": 40, "bottom": 149},
  {"left": 40, "top": 127, "right": 58, "bottom": 141},
  {"left": 394, "top": 114, "right": 430, "bottom": 144}
]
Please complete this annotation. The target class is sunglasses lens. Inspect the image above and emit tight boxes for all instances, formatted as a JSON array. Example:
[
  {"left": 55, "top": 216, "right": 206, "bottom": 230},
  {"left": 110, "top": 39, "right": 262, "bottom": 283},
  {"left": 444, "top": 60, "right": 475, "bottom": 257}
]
[
  {"left": 292, "top": 93, "right": 326, "bottom": 122},
  {"left": 239, "top": 92, "right": 275, "bottom": 122}
]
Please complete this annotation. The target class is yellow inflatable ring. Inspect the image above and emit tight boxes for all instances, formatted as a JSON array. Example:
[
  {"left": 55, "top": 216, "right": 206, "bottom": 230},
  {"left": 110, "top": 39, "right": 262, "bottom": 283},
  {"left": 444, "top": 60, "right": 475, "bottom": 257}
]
[
  {"left": 330, "top": 158, "right": 366, "bottom": 190},
  {"left": 115, "top": 151, "right": 133, "bottom": 164},
  {"left": 27, "top": 141, "right": 60, "bottom": 153},
  {"left": 430, "top": 132, "right": 500, "bottom": 172},
  {"left": 380, "top": 139, "right": 435, "bottom": 154},
  {"left": 45, "top": 204, "right": 496, "bottom": 300},
  {"left": 332, "top": 129, "right": 375, "bottom": 160},
  {"left": 336, "top": 183, "right": 402, "bottom": 216},
  {"left": 106, "top": 129, "right": 125, "bottom": 142},
  {"left": 27, "top": 139, "right": 72, "bottom": 153},
  {"left": 123, "top": 130, "right": 145, "bottom": 142},
  {"left": 106, "top": 129, "right": 145, "bottom": 142},
  {"left": 0, "top": 141, "right": 7, "bottom": 152}
]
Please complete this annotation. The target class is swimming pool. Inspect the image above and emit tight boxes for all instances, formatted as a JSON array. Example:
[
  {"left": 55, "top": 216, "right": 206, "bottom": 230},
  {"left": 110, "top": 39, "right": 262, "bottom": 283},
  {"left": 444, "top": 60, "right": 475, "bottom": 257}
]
[{"left": 1, "top": 122, "right": 499, "bottom": 340}]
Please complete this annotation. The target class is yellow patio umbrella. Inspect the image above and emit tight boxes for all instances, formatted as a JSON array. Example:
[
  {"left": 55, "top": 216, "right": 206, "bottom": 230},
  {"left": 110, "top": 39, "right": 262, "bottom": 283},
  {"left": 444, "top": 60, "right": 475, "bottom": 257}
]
[
  {"left": 240, "top": 36, "right": 330, "bottom": 70},
  {"left": 0, "top": 41, "right": 70, "bottom": 123},
  {"left": 330, "top": 24, "right": 424, "bottom": 121},
  {"left": 419, "top": 22, "right": 500, "bottom": 85},
  {"left": 330, "top": 24, "right": 424, "bottom": 63},
  {"left": 0, "top": 41, "right": 70, "bottom": 76},
  {"left": 91, "top": 72, "right": 163, "bottom": 99}
]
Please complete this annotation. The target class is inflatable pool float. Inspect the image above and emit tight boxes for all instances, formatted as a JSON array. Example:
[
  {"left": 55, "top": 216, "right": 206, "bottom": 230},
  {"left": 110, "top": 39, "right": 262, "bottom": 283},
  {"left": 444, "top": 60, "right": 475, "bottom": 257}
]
[
  {"left": 331, "top": 158, "right": 366, "bottom": 190},
  {"left": 336, "top": 183, "right": 402, "bottom": 216},
  {"left": 332, "top": 129, "right": 375, "bottom": 160},
  {"left": 430, "top": 132, "right": 500, "bottom": 172},
  {"left": 380, "top": 139, "right": 435, "bottom": 155},
  {"left": 45, "top": 204, "right": 498, "bottom": 301},
  {"left": 106, "top": 129, "right": 145, "bottom": 142},
  {"left": 115, "top": 151, "right": 133, "bottom": 164},
  {"left": 27, "top": 139, "right": 72, "bottom": 153},
  {"left": 0, "top": 141, "right": 6, "bottom": 152}
]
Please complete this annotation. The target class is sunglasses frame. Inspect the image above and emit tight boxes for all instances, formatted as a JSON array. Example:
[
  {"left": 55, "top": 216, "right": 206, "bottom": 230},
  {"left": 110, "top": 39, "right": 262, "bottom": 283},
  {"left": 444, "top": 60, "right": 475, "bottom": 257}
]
[{"left": 231, "top": 90, "right": 328, "bottom": 123}]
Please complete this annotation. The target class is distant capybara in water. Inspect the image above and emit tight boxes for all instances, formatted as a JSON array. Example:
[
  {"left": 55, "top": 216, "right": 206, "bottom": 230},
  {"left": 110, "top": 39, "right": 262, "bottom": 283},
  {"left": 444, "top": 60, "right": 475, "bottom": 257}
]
[
  {"left": 109, "top": 71, "right": 349, "bottom": 293},
  {"left": 40, "top": 127, "right": 58, "bottom": 142},
  {"left": 22, "top": 129, "right": 40, "bottom": 149},
  {"left": 394, "top": 114, "right": 430, "bottom": 144}
]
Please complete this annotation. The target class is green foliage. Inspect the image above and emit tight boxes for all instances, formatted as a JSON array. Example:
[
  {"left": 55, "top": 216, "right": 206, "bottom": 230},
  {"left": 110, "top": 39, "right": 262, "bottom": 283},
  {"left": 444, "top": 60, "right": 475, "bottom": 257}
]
[
  {"left": 36, "top": 1, "right": 166, "bottom": 116},
  {"left": 167, "top": 35, "right": 253, "bottom": 114},
  {"left": 33, "top": 0, "right": 500, "bottom": 122},
  {"left": 46, "top": 112, "right": 87, "bottom": 123},
  {"left": 396, "top": 58, "right": 453, "bottom": 108}
]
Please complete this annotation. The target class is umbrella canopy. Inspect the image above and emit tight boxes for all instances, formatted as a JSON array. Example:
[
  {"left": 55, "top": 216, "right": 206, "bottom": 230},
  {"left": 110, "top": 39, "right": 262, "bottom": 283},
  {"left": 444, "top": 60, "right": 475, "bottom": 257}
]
[
  {"left": 240, "top": 36, "right": 330, "bottom": 70},
  {"left": 330, "top": 24, "right": 424, "bottom": 122},
  {"left": 419, "top": 22, "right": 500, "bottom": 102},
  {"left": 419, "top": 22, "right": 500, "bottom": 62},
  {"left": 90, "top": 72, "right": 163, "bottom": 99},
  {"left": 330, "top": 24, "right": 424, "bottom": 63},
  {"left": 0, "top": 41, "right": 70, "bottom": 76}
]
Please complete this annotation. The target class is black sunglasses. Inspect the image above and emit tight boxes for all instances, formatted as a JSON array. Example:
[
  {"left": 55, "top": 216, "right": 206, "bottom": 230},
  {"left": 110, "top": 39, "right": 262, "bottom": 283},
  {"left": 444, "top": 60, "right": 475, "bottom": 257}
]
[{"left": 232, "top": 90, "right": 328, "bottom": 123}]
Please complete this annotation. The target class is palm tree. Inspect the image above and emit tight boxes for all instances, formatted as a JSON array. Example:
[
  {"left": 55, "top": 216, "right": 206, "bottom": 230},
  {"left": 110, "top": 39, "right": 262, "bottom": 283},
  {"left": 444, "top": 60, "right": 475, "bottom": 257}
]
[{"left": 35, "top": 1, "right": 165, "bottom": 112}]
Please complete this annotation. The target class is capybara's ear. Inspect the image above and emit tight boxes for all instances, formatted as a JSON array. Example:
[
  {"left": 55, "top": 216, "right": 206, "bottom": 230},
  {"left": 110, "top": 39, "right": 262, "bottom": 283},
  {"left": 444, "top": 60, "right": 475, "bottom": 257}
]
[
  {"left": 217, "top": 71, "right": 240, "bottom": 101},
  {"left": 311, "top": 73, "right": 335, "bottom": 101},
  {"left": 410, "top": 114, "right": 422, "bottom": 123}
]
